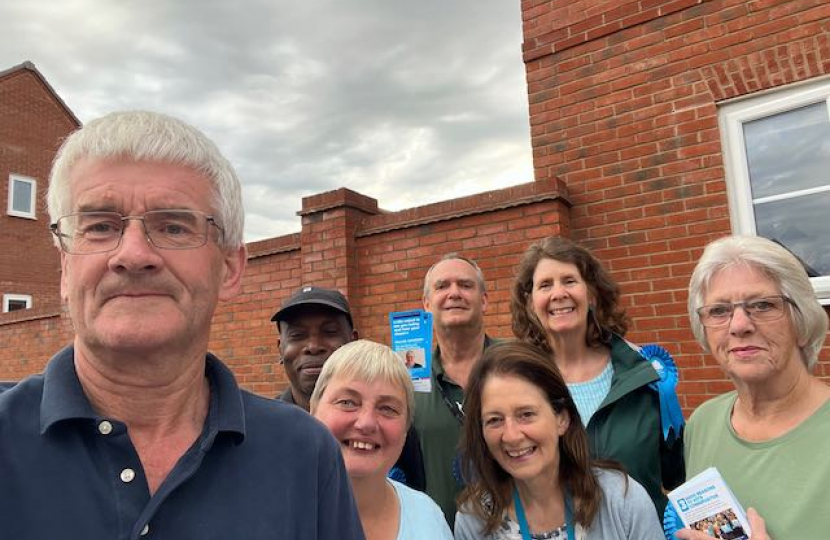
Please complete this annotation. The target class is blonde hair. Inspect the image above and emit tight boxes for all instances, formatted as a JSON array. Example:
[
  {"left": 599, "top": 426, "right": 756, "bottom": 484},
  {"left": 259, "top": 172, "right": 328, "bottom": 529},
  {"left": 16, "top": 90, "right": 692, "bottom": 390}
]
[{"left": 309, "top": 339, "right": 415, "bottom": 427}]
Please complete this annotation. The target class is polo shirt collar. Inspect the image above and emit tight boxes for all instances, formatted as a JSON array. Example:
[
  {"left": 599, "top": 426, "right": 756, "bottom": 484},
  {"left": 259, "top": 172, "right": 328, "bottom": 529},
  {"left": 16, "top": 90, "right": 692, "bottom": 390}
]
[
  {"left": 204, "top": 353, "right": 247, "bottom": 442},
  {"left": 39, "top": 346, "right": 247, "bottom": 442},
  {"left": 40, "top": 346, "right": 96, "bottom": 434}
]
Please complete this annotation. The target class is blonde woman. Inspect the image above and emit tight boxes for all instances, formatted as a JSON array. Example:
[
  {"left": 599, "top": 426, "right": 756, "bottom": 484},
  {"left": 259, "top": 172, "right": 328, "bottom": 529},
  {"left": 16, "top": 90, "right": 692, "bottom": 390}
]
[{"left": 311, "top": 340, "right": 453, "bottom": 540}]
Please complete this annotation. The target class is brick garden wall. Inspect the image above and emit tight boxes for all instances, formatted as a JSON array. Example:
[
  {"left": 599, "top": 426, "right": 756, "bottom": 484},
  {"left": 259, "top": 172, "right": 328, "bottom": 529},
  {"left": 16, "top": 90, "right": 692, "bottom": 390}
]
[
  {"left": 521, "top": 0, "right": 830, "bottom": 409},
  {"left": 204, "top": 179, "right": 571, "bottom": 396},
  {"left": 0, "top": 307, "right": 71, "bottom": 381},
  {"left": 207, "top": 233, "right": 303, "bottom": 395}
]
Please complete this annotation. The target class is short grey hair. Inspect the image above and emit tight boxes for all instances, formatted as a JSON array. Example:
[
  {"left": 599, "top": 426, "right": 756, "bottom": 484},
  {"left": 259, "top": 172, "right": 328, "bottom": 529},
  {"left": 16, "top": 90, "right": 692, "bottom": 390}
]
[
  {"left": 422, "top": 253, "right": 487, "bottom": 298},
  {"left": 309, "top": 339, "right": 415, "bottom": 428},
  {"left": 47, "top": 110, "right": 245, "bottom": 249},
  {"left": 688, "top": 235, "right": 828, "bottom": 370}
]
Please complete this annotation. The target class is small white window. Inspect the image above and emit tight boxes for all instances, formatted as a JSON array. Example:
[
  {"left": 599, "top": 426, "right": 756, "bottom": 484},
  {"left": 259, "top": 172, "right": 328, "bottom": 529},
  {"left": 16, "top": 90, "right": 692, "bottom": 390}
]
[
  {"left": 8, "top": 174, "right": 37, "bottom": 219},
  {"left": 719, "top": 77, "right": 830, "bottom": 303},
  {"left": 3, "top": 294, "right": 32, "bottom": 312}
]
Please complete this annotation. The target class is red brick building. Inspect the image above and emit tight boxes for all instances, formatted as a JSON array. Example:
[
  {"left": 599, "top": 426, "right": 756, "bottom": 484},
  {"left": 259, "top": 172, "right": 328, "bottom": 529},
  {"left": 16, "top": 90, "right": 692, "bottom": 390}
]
[
  {"left": 520, "top": 0, "right": 830, "bottom": 408},
  {"left": 1, "top": 0, "right": 829, "bottom": 412},
  {"left": 0, "top": 62, "right": 78, "bottom": 316}
]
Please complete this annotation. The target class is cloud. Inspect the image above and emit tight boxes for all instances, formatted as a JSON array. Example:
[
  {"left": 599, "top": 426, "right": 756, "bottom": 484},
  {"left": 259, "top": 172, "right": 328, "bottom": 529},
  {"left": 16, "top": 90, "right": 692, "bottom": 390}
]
[{"left": 1, "top": 0, "right": 532, "bottom": 241}]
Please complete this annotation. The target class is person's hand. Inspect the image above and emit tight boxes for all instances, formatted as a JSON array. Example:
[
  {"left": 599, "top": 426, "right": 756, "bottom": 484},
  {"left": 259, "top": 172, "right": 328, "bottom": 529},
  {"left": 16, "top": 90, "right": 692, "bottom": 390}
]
[
  {"left": 745, "top": 508, "right": 770, "bottom": 540},
  {"left": 675, "top": 508, "right": 770, "bottom": 540},
  {"left": 674, "top": 527, "right": 714, "bottom": 540}
]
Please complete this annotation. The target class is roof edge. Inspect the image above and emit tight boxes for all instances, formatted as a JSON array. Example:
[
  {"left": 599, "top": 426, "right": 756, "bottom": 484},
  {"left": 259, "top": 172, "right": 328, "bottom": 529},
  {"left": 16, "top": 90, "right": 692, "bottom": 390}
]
[{"left": 0, "top": 60, "right": 81, "bottom": 127}]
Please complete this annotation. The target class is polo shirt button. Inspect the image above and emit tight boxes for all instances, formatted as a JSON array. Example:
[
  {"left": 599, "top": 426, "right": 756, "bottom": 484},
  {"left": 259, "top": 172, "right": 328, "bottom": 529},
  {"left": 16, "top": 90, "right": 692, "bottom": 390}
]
[
  {"left": 98, "top": 420, "right": 113, "bottom": 435},
  {"left": 120, "top": 468, "right": 136, "bottom": 483},
  {"left": 140, "top": 524, "right": 150, "bottom": 536}
]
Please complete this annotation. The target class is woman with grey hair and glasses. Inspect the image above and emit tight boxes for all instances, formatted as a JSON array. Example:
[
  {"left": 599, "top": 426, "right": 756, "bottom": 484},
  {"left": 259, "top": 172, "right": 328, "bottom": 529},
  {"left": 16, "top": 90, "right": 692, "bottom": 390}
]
[
  {"left": 311, "top": 340, "right": 453, "bottom": 540},
  {"left": 676, "top": 236, "right": 829, "bottom": 540}
]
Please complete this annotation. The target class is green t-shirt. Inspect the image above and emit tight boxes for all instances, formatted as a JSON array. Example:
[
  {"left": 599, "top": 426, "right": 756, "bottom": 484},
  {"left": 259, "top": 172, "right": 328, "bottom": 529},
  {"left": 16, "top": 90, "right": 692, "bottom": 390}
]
[{"left": 685, "top": 391, "right": 830, "bottom": 540}]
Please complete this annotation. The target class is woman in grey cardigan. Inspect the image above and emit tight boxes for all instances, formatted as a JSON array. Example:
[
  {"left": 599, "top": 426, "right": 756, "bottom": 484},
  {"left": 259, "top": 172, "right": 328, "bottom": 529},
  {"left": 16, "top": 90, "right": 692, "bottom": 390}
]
[{"left": 454, "top": 342, "right": 663, "bottom": 540}]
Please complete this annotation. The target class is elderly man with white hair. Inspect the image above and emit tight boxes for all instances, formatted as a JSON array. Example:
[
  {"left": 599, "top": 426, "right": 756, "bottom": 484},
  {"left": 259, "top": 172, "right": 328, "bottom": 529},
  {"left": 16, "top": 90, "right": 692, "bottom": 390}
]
[{"left": 0, "top": 111, "right": 364, "bottom": 540}]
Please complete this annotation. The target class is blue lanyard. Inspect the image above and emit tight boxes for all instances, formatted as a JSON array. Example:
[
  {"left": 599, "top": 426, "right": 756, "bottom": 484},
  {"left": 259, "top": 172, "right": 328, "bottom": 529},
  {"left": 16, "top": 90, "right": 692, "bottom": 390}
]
[{"left": 513, "top": 487, "right": 575, "bottom": 540}]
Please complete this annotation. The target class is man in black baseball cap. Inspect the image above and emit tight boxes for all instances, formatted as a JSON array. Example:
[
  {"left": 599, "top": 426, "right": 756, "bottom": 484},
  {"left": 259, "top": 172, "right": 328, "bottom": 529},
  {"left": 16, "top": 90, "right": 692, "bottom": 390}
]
[
  {"left": 272, "top": 286, "right": 358, "bottom": 410},
  {"left": 272, "top": 285, "right": 426, "bottom": 491}
]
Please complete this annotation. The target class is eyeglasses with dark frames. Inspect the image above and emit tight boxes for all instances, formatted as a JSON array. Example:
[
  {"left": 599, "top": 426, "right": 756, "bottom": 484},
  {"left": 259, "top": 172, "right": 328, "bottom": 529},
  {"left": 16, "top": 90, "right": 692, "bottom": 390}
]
[
  {"left": 50, "top": 209, "right": 224, "bottom": 255},
  {"left": 696, "top": 295, "right": 796, "bottom": 328}
]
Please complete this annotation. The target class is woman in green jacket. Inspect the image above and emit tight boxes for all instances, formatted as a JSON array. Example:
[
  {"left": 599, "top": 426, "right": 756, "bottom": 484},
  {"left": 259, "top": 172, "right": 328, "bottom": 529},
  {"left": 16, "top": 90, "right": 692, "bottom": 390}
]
[{"left": 510, "top": 237, "right": 684, "bottom": 516}]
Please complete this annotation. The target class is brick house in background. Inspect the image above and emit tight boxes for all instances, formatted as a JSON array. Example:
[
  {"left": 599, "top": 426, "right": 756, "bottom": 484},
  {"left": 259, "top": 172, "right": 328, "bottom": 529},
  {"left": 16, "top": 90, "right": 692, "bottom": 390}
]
[
  {"left": 0, "top": 62, "right": 78, "bottom": 315},
  {"left": 520, "top": 0, "right": 829, "bottom": 408},
  {"left": 1, "top": 0, "right": 828, "bottom": 412}
]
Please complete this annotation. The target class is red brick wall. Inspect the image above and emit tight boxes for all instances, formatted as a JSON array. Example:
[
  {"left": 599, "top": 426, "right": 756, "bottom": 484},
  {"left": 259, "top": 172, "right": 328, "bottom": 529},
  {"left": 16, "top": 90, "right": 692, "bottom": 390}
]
[
  {"left": 0, "top": 306, "right": 72, "bottom": 381},
  {"left": 0, "top": 64, "right": 78, "bottom": 314},
  {"left": 210, "top": 179, "right": 570, "bottom": 395},
  {"left": 521, "top": 0, "right": 830, "bottom": 409},
  {"left": 208, "top": 234, "right": 303, "bottom": 395}
]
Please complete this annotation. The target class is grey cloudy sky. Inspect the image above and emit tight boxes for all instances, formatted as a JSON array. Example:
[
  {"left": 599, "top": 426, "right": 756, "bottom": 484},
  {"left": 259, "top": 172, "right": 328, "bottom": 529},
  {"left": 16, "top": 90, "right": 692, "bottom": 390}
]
[{"left": 1, "top": 0, "right": 532, "bottom": 242}]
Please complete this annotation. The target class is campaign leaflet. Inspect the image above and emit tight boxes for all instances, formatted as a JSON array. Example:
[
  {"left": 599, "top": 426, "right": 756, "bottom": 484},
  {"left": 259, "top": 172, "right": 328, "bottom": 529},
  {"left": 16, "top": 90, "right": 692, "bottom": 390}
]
[
  {"left": 389, "top": 310, "right": 433, "bottom": 392},
  {"left": 667, "top": 467, "right": 751, "bottom": 540}
]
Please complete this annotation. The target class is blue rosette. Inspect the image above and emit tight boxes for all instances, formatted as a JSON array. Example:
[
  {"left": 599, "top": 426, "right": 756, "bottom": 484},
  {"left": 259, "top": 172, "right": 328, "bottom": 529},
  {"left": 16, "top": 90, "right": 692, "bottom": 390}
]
[
  {"left": 641, "top": 344, "right": 685, "bottom": 444},
  {"left": 387, "top": 466, "right": 407, "bottom": 484},
  {"left": 663, "top": 502, "right": 684, "bottom": 540}
]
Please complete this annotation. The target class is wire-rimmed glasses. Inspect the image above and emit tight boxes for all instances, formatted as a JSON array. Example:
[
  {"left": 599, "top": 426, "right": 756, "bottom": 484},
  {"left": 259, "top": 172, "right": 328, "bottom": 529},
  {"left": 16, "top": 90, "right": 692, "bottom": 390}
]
[
  {"left": 696, "top": 295, "right": 795, "bottom": 328},
  {"left": 50, "top": 209, "right": 223, "bottom": 254}
]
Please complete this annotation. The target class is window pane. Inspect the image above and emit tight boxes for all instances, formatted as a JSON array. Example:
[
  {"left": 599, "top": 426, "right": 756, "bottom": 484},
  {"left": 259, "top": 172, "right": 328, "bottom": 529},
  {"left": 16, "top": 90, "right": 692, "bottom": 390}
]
[
  {"left": 12, "top": 179, "right": 33, "bottom": 213},
  {"left": 743, "top": 102, "right": 830, "bottom": 199},
  {"left": 7, "top": 300, "right": 28, "bottom": 312},
  {"left": 754, "top": 191, "right": 830, "bottom": 277}
]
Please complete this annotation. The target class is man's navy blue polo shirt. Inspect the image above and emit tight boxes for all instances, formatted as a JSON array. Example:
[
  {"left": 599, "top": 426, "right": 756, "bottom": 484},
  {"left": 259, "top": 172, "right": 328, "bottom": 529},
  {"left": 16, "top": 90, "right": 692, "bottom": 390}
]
[{"left": 0, "top": 347, "right": 365, "bottom": 540}]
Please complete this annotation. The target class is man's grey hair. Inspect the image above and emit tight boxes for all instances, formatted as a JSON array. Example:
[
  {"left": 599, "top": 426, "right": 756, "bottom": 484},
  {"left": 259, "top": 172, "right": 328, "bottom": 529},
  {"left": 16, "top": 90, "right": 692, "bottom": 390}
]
[
  {"left": 688, "top": 235, "right": 828, "bottom": 370},
  {"left": 422, "top": 253, "right": 487, "bottom": 298},
  {"left": 47, "top": 110, "right": 245, "bottom": 249},
  {"left": 310, "top": 339, "right": 415, "bottom": 428}
]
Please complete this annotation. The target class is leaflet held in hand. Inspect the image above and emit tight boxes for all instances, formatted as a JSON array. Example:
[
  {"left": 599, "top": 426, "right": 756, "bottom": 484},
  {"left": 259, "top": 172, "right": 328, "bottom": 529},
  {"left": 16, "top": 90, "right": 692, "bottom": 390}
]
[{"left": 667, "top": 467, "right": 751, "bottom": 540}]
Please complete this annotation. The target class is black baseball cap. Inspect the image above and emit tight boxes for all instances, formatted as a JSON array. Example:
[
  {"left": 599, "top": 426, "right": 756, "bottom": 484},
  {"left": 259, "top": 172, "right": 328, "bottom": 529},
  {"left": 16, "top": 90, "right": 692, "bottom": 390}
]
[{"left": 271, "top": 286, "right": 353, "bottom": 327}]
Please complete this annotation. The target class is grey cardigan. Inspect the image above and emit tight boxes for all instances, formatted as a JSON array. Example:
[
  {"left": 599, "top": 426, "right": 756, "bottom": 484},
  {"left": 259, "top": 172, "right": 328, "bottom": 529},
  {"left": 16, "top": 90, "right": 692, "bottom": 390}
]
[{"left": 454, "top": 468, "right": 663, "bottom": 540}]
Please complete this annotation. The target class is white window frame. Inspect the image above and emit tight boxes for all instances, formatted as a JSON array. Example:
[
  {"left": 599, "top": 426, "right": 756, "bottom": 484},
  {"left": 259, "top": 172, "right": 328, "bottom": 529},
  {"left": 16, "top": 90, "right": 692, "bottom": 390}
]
[
  {"left": 719, "top": 76, "right": 830, "bottom": 304},
  {"left": 7, "top": 174, "right": 37, "bottom": 219},
  {"left": 3, "top": 294, "right": 32, "bottom": 312}
]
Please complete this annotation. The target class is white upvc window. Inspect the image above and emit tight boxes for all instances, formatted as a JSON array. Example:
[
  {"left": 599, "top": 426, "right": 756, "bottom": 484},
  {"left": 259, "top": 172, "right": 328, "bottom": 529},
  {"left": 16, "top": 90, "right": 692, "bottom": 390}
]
[
  {"left": 719, "top": 77, "right": 830, "bottom": 304},
  {"left": 7, "top": 174, "right": 37, "bottom": 219},
  {"left": 3, "top": 294, "right": 32, "bottom": 312}
]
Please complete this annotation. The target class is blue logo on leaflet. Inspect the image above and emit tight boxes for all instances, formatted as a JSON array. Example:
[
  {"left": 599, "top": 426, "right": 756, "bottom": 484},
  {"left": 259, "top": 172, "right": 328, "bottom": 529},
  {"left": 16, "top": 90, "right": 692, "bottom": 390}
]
[{"left": 678, "top": 499, "right": 689, "bottom": 512}]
